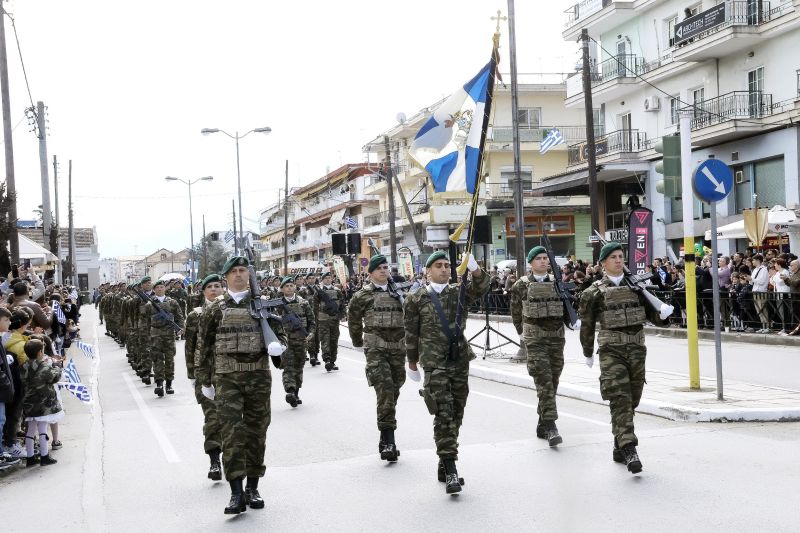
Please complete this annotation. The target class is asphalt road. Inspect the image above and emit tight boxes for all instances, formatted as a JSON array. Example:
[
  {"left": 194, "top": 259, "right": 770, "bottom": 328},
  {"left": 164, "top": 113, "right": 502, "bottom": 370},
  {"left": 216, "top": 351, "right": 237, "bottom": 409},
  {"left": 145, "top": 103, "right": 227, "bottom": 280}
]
[{"left": 2, "top": 307, "right": 799, "bottom": 532}]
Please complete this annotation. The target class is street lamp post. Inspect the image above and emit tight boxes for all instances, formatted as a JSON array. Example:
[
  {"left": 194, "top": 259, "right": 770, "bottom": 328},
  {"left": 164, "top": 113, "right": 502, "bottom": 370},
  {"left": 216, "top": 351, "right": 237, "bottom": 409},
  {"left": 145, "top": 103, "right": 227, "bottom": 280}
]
[
  {"left": 165, "top": 176, "right": 213, "bottom": 282},
  {"left": 201, "top": 126, "right": 271, "bottom": 254}
]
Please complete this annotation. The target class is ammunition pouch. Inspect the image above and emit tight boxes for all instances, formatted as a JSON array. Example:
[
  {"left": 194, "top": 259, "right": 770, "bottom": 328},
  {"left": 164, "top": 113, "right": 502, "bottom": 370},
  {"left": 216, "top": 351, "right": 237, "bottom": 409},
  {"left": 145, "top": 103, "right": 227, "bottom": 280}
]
[
  {"left": 419, "top": 388, "right": 438, "bottom": 415},
  {"left": 363, "top": 332, "right": 405, "bottom": 351},
  {"left": 597, "top": 329, "right": 645, "bottom": 347},
  {"left": 522, "top": 322, "right": 565, "bottom": 339}
]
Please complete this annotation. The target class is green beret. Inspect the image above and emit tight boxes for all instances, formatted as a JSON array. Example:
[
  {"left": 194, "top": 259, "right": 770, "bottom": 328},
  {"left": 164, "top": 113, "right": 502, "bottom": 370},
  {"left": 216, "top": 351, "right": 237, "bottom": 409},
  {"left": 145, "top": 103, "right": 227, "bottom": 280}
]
[
  {"left": 527, "top": 246, "right": 547, "bottom": 263},
  {"left": 280, "top": 276, "right": 295, "bottom": 288},
  {"left": 153, "top": 280, "right": 166, "bottom": 287},
  {"left": 201, "top": 274, "right": 222, "bottom": 290},
  {"left": 368, "top": 254, "right": 387, "bottom": 273},
  {"left": 599, "top": 242, "right": 623, "bottom": 262},
  {"left": 426, "top": 250, "right": 448, "bottom": 268},
  {"left": 294, "top": 274, "right": 304, "bottom": 281},
  {"left": 140, "top": 276, "right": 151, "bottom": 284},
  {"left": 221, "top": 256, "right": 249, "bottom": 275},
  {"left": 305, "top": 272, "right": 317, "bottom": 279},
  {"left": 321, "top": 271, "right": 332, "bottom": 279}
]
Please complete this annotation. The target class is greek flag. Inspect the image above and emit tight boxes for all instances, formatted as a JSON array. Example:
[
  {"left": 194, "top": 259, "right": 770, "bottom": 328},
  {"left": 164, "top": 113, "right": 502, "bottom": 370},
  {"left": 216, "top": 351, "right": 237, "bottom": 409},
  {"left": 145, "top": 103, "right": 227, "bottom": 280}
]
[
  {"left": 59, "top": 382, "right": 91, "bottom": 404},
  {"left": 76, "top": 340, "right": 95, "bottom": 359},
  {"left": 224, "top": 230, "right": 234, "bottom": 243},
  {"left": 409, "top": 57, "right": 496, "bottom": 194},
  {"left": 539, "top": 128, "right": 565, "bottom": 155},
  {"left": 345, "top": 216, "right": 358, "bottom": 229},
  {"left": 52, "top": 301, "right": 67, "bottom": 324},
  {"left": 64, "top": 358, "right": 81, "bottom": 384}
]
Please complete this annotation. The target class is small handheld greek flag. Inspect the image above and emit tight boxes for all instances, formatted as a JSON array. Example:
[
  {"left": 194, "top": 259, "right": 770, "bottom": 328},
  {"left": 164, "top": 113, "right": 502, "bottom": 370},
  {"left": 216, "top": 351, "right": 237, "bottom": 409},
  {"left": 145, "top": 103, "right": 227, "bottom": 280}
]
[
  {"left": 52, "top": 301, "right": 67, "bottom": 324},
  {"left": 76, "top": 340, "right": 95, "bottom": 359},
  {"left": 345, "top": 216, "right": 358, "bottom": 229},
  {"left": 64, "top": 358, "right": 81, "bottom": 384},
  {"left": 59, "top": 382, "right": 91, "bottom": 404},
  {"left": 224, "top": 230, "right": 234, "bottom": 243},
  {"left": 539, "top": 128, "right": 565, "bottom": 155}
]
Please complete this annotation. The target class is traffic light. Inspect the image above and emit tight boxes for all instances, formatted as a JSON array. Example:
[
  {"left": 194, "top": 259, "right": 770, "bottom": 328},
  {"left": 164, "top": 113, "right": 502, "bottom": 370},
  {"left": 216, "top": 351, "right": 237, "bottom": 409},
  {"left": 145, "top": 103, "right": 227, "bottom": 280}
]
[{"left": 655, "top": 135, "right": 681, "bottom": 198}]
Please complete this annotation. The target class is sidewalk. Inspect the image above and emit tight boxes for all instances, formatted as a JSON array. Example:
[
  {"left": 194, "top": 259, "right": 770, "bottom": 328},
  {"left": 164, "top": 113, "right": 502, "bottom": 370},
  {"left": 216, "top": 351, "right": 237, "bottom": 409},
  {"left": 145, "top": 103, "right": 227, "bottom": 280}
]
[{"left": 339, "top": 315, "right": 800, "bottom": 423}]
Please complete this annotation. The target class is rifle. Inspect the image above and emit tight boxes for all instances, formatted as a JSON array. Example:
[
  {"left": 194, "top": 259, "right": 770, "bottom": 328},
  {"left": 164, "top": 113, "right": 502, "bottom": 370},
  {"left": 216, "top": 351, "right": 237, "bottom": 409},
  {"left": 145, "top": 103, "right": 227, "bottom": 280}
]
[
  {"left": 133, "top": 288, "right": 182, "bottom": 332},
  {"left": 592, "top": 230, "right": 673, "bottom": 317},
  {"left": 243, "top": 247, "right": 285, "bottom": 368},
  {"left": 366, "top": 238, "right": 407, "bottom": 304},
  {"left": 307, "top": 284, "right": 339, "bottom": 316},
  {"left": 541, "top": 231, "right": 580, "bottom": 329}
]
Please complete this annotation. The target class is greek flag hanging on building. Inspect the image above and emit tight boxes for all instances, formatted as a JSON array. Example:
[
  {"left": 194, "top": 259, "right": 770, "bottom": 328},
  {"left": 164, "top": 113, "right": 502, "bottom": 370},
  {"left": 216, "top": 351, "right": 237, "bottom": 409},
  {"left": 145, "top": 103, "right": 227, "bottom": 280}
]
[
  {"left": 76, "top": 340, "right": 95, "bottom": 359},
  {"left": 64, "top": 358, "right": 81, "bottom": 384},
  {"left": 52, "top": 301, "right": 67, "bottom": 324},
  {"left": 224, "top": 230, "right": 234, "bottom": 243},
  {"left": 409, "top": 61, "right": 494, "bottom": 194},
  {"left": 345, "top": 216, "right": 358, "bottom": 229},
  {"left": 539, "top": 128, "right": 565, "bottom": 155}
]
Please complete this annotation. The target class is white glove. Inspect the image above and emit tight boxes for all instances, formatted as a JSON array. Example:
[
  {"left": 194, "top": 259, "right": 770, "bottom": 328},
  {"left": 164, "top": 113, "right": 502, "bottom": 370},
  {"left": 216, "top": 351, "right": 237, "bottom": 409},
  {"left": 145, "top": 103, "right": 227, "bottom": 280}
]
[
  {"left": 268, "top": 342, "right": 286, "bottom": 356},
  {"left": 406, "top": 365, "right": 421, "bottom": 382},
  {"left": 6, "top": 353, "right": 12, "bottom": 365},
  {"left": 189, "top": 379, "right": 196, "bottom": 388},
  {"left": 570, "top": 319, "right": 582, "bottom": 330},
  {"left": 461, "top": 253, "right": 479, "bottom": 272},
  {"left": 201, "top": 385, "right": 215, "bottom": 400},
  {"left": 659, "top": 303, "right": 674, "bottom": 322},
  {"left": 585, "top": 355, "right": 594, "bottom": 368}
]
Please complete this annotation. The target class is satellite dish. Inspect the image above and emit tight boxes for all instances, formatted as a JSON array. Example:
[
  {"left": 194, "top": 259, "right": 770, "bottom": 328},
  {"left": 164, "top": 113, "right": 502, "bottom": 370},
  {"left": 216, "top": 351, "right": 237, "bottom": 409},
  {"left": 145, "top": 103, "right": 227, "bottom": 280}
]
[{"left": 396, "top": 112, "right": 407, "bottom": 124}]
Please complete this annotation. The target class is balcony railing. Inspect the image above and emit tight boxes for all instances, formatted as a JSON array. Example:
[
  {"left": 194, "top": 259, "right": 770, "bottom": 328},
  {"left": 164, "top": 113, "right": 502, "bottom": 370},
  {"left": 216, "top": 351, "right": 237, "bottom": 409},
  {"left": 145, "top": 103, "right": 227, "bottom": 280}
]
[
  {"left": 591, "top": 54, "right": 645, "bottom": 86},
  {"left": 682, "top": 91, "right": 773, "bottom": 130},
  {"left": 567, "top": 128, "right": 648, "bottom": 166},
  {"left": 489, "top": 125, "right": 603, "bottom": 143},
  {"left": 563, "top": 0, "right": 613, "bottom": 27},
  {"left": 673, "top": 1, "right": 777, "bottom": 49}
]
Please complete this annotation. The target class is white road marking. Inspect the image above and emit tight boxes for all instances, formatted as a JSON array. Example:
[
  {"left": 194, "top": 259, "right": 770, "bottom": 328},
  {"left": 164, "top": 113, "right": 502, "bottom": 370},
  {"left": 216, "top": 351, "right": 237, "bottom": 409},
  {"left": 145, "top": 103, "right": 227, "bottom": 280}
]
[
  {"left": 83, "top": 315, "right": 107, "bottom": 532},
  {"left": 121, "top": 372, "right": 181, "bottom": 463}
]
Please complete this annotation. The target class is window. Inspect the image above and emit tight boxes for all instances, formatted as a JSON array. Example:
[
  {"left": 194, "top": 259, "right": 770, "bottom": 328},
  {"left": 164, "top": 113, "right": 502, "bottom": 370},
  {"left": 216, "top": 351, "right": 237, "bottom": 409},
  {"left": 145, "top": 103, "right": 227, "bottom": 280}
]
[
  {"left": 669, "top": 95, "right": 680, "bottom": 125},
  {"left": 666, "top": 16, "right": 678, "bottom": 47},
  {"left": 692, "top": 87, "right": 705, "bottom": 123},
  {"left": 619, "top": 112, "right": 632, "bottom": 150},
  {"left": 516, "top": 108, "right": 541, "bottom": 129},
  {"left": 748, "top": 66, "right": 765, "bottom": 116},
  {"left": 160, "top": 253, "right": 167, "bottom": 260},
  {"left": 593, "top": 108, "right": 605, "bottom": 135},
  {"left": 734, "top": 157, "right": 785, "bottom": 213},
  {"left": 500, "top": 166, "right": 533, "bottom": 192}
]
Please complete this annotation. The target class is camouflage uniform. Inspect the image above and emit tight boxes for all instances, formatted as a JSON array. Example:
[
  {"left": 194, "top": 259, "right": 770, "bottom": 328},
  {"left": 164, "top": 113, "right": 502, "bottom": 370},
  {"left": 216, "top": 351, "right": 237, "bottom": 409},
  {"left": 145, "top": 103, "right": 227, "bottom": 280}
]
[
  {"left": 185, "top": 302, "right": 221, "bottom": 453},
  {"left": 510, "top": 275, "right": 565, "bottom": 428},
  {"left": 404, "top": 272, "right": 489, "bottom": 460},
  {"left": 348, "top": 282, "right": 406, "bottom": 431},
  {"left": 316, "top": 284, "right": 345, "bottom": 366},
  {"left": 136, "top": 292, "right": 153, "bottom": 376},
  {"left": 126, "top": 291, "right": 141, "bottom": 367},
  {"left": 143, "top": 296, "right": 184, "bottom": 382},
  {"left": 298, "top": 283, "right": 320, "bottom": 361},
  {"left": 20, "top": 359, "right": 63, "bottom": 417},
  {"left": 275, "top": 295, "right": 314, "bottom": 395},
  {"left": 579, "top": 275, "right": 665, "bottom": 449},
  {"left": 194, "top": 292, "right": 287, "bottom": 482}
]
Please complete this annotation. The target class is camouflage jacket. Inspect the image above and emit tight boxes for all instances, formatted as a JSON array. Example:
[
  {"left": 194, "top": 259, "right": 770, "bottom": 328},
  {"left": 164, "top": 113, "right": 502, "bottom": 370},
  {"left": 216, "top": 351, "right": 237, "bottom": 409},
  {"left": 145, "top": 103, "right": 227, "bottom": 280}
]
[
  {"left": 20, "top": 358, "right": 62, "bottom": 417},
  {"left": 403, "top": 271, "right": 490, "bottom": 369},
  {"left": 509, "top": 275, "right": 563, "bottom": 335},
  {"left": 274, "top": 296, "right": 315, "bottom": 342},
  {"left": 184, "top": 302, "right": 206, "bottom": 379},
  {"left": 347, "top": 282, "right": 405, "bottom": 346},
  {"left": 143, "top": 296, "right": 185, "bottom": 338}
]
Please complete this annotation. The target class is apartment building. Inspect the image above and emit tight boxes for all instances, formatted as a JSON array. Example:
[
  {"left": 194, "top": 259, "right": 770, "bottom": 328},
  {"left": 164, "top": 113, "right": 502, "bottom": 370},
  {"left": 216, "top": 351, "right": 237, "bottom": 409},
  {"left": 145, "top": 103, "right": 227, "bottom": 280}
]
[{"left": 543, "top": 0, "right": 800, "bottom": 254}]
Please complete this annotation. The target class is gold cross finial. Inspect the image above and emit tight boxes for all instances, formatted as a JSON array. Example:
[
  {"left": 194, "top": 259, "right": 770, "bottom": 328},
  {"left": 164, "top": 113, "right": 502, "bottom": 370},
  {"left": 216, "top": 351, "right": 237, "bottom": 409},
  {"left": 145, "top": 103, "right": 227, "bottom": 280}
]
[{"left": 491, "top": 9, "right": 507, "bottom": 33}]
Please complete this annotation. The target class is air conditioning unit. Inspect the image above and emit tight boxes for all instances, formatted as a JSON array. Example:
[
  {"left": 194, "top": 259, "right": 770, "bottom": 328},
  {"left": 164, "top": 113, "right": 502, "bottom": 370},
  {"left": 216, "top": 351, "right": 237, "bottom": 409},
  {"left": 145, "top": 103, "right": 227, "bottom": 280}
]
[
  {"left": 735, "top": 170, "right": 744, "bottom": 184},
  {"left": 644, "top": 96, "right": 661, "bottom": 112}
]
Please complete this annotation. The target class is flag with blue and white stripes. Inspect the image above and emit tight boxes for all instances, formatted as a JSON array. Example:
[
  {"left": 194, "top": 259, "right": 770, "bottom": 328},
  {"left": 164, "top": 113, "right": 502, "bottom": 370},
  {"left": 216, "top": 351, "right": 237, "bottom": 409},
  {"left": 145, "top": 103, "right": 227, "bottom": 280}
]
[
  {"left": 539, "top": 128, "right": 565, "bottom": 155},
  {"left": 64, "top": 358, "right": 81, "bottom": 384},
  {"left": 76, "top": 340, "right": 95, "bottom": 359},
  {"left": 58, "top": 382, "right": 91, "bottom": 404},
  {"left": 344, "top": 216, "right": 358, "bottom": 229},
  {"left": 224, "top": 230, "right": 234, "bottom": 243},
  {"left": 52, "top": 301, "right": 66, "bottom": 324}
]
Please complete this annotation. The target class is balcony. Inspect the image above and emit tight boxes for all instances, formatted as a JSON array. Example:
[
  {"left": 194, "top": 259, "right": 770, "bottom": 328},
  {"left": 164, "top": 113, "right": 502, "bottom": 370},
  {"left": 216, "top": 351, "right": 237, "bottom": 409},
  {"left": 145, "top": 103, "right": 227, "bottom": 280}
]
[
  {"left": 565, "top": 54, "right": 645, "bottom": 107},
  {"left": 679, "top": 91, "right": 776, "bottom": 146},
  {"left": 363, "top": 208, "right": 405, "bottom": 229},
  {"left": 567, "top": 128, "right": 648, "bottom": 166},
  {"left": 488, "top": 125, "right": 600, "bottom": 144},
  {"left": 562, "top": 0, "right": 658, "bottom": 41}
]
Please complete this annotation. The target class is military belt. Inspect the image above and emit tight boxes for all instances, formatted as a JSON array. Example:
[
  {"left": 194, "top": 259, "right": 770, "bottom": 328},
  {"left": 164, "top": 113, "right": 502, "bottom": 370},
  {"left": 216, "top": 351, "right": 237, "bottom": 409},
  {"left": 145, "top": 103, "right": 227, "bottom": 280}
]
[
  {"left": 229, "top": 359, "right": 270, "bottom": 372},
  {"left": 363, "top": 332, "right": 404, "bottom": 350},
  {"left": 598, "top": 329, "right": 645, "bottom": 346},
  {"left": 523, "top": 322, "right": 565, "bottom": 338}
]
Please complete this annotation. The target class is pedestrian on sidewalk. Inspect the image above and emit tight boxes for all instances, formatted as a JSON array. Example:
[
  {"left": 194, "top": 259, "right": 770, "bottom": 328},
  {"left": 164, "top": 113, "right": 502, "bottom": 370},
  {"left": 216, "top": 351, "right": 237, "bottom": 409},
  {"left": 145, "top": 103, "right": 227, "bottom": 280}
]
[
  {"left": 578, "top": 242, "right": 671, "bottom": 475},
  {"left": 404, "top": 251, "right": 489, "bottom": 495},
  {"left": 510, "top": 246, "right": 567, "bottom": 447},
  {"left": 0, "top": 307, "right": 22, "bottom": 469}
]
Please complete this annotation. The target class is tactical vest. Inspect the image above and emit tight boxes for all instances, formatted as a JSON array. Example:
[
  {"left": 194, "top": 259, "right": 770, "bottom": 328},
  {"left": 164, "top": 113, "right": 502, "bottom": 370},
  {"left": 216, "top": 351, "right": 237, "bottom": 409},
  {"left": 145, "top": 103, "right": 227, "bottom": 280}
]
[
  {"left": 214, "top": 299, "right": 267, "bottom": 373},
  {"left": 521, "top": 279, "right": 563, "bottom": 320},
  {"left": 363, "top": 289, "right": 404, "bottom": 329},
  {"left": 317, "top": 287, "right": 342, "bottom": 320},
  {"left": 150, "top": 299, "right": 175, "bottom": 332},
  {"left": 281, "top": 298, "right": 308, "bottom": 339},
  {"left": 598, "top": 284, "right": 646, "bottom": 329}
]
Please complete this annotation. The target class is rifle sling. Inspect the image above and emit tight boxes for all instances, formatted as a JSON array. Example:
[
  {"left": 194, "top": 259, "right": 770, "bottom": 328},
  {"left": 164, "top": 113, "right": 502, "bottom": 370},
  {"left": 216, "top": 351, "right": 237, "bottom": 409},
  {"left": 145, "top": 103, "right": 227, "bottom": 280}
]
[{"left": 426, "top": 285, "right": 459, "bottom": 346}]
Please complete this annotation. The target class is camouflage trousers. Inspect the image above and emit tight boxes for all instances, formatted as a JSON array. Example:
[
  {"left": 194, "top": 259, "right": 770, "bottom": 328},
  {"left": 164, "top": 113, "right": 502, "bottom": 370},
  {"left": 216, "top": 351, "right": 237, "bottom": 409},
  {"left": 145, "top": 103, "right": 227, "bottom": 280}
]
[
  {"left": 216, "top": 370, "right": 272, "bottom": 481},
  {"left": 281, "top": 341, "right": 307, "bottom": 392},
  {"left": 364, "top": 347, "right": 406, "bottom": 430},
  {"left": 119, "top": 324, "right": 128, "bottom": 345},
  {"left": 421, "top": 366, "right": 469, "bottom": 460},
  {"left": 598, "top": 342, "right": 646, "bottom": 449},
  {"left": 318, "top": 319, "right": 340, "bottom": 363},
  {"left": 193, "top": 380, "right": 222, "bottom": 453},
  {"left": 127, "top": 331, "right": 139, "bottom": 362},
  {"left": 149, "top": 335, "right": 176, "bottom": 381},
  {"left": 137, "top": 337, "right": 151, "bottom": 374},
  {"left": 105, "top": 318, "right": 117, "bottom": 336},
  {"left": 523, "top": 335, "right": 565, "bottom": 422},
  {"left": 306, "top": 314, "right": 320, "bottom": 357}
]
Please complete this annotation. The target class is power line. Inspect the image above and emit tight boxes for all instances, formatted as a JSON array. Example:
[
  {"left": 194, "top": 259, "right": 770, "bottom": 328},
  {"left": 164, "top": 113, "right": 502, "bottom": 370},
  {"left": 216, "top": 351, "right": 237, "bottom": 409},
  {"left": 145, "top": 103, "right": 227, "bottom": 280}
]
[{"left": 4, "top": 11, "right": 35, "bottom": 113}]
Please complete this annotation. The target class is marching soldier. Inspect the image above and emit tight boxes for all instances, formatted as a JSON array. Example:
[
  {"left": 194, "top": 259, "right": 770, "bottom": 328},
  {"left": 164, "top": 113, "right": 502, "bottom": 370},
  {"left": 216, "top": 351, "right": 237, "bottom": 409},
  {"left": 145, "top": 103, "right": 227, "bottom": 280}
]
[
  {"left": 510, "top": 246, "right": 568, "bottom": 447},
  {"left": 125, "top": 284, "right": 141, "bottom": 371},
  {"left": 194, "top": 256, "right": 287, "bottom": 515},
  {"left": 137, "top": 276, "right": 154, "bottom": 384},
  {"left": 404, "top": 251, "right": 489, "bottom": 494},
  {"left": 275, "top": 277, "right": 315, "bottom": 407},
  {"left": 579, "top": 242, "right": 671, "bottom": 474},
  {"left": 348, "top": 254, "right": 406, "bottom": 462},
  {"left": 142, "top": 280, "right": 185, "bottom": 397},
  {"left": 185, "top": 274, "right": 225, "bottom": 481},
  {"left": 299, "top": 272, "right": 321, "bottom": 366},
  {"left": 317, "top": 271, "right": 345, "bottom": 372}
]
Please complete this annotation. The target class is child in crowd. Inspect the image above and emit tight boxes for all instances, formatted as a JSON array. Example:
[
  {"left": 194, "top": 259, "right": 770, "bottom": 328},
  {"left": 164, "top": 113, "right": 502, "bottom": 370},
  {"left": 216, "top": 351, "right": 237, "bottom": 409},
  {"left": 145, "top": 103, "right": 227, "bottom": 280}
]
[
  {"left": 20, "top": 338, "right": 63, "bottom": 466},
  {"left": 729, "top": 272, "right": 744, "bottom": 332}
]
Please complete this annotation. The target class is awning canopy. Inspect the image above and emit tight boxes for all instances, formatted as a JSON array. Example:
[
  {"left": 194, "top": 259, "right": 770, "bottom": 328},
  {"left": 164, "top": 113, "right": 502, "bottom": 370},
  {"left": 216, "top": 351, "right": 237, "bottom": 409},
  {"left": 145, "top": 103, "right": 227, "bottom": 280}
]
[
  {"left": 19, "top": 234, "right": 58, "bottom": 264},
  {"left": 533, "top": 171, "right": 588, "bottom": 195},
  {"left": 704, "top": 205, "right": 798, "bottom": 240},
  {"left": 328, "top": 207, "right": 347, "bottom": 226}
]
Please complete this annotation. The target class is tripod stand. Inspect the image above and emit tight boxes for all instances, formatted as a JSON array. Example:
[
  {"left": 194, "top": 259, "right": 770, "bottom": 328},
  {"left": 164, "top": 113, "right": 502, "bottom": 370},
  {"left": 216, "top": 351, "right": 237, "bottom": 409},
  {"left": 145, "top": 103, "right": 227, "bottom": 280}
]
[{"left": 468, "top": 292, "right": 519, "bottom": 359}]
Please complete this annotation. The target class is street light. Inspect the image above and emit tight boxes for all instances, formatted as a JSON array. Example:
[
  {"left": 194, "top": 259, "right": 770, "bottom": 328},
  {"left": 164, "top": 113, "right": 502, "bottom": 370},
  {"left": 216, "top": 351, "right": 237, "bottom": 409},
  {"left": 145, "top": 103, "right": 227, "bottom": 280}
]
[
  {"left": 164, "top": 176, "right": 213, "bottom": 282},
  {"left": 200, "top": 126, "right": 272, "bottom": 254}
]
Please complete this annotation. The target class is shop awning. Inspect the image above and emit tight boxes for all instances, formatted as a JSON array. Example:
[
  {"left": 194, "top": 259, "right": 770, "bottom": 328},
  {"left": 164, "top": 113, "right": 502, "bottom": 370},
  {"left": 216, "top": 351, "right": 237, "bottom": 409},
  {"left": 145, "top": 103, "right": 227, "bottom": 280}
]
[
  {"left": 533, "top": 171, "right": 588, "bottom": 195},
  {"left": 328, "top": 207, "right": 347, "bottom": 226},
  {"left": 704, "top": 205, "right": 798, "bottom": 240},
  {"left": 19, "top": 234, "right": 58, "bottom": 264}
]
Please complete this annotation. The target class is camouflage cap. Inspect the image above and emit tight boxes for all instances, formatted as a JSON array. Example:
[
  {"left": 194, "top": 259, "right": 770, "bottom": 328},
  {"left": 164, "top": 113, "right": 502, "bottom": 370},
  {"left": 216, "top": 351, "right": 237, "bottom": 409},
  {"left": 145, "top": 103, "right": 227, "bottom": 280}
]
[
  {"left": 599, "top": 242, "right": 623, "bottom": 262},
  {"left": 368, "top": 254, "right": 387, "bottom": 273},
  {"left": 425, "top": 250, "right": 448, "bottom": 268},
  {"left": 201, "top": 273, "right": 223, "bottom": 290},
  {"left": 527, "top": 246, "right": 547, "bottom": 263},
  {"left": 280, "top": 276, "right": 295, "bottom": 288},
  {"left": 221, "top": 256, "right": 249, "bottom": 275}
]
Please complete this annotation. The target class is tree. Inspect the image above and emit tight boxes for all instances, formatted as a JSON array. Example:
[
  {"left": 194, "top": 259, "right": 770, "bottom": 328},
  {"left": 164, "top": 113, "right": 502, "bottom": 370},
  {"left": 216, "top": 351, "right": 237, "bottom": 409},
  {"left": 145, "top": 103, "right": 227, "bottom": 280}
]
[
  {"left": 0, "top": 182, "right": 15, "bottom": 277},
  {"left": 196, "top": 235, "right": 227, "bottom": 279}
]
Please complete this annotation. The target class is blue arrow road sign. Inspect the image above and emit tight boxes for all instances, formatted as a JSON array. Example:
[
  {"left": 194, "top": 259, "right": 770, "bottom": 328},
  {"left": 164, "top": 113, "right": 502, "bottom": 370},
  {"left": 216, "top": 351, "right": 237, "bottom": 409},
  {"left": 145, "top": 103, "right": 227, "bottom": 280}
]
[{"left": 693, "top": 159, "right": 733, "bottom": 203}]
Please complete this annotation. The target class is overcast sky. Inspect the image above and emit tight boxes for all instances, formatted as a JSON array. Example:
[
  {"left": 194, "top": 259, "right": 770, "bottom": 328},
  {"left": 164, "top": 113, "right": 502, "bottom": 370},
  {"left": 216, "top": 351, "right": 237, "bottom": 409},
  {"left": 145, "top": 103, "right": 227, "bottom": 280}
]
[{"left": 2, "top": 0, "right": 578, "bottom": 257}]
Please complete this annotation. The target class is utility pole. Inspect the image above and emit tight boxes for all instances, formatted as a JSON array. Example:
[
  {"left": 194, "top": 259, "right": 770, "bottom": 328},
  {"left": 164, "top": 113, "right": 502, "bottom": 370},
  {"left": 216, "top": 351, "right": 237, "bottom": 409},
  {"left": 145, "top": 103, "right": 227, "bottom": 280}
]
[
  {"left": 0, "top": 4, "right": 19, "bottom": 263},
  {"left": 231, "top": 200, "right": 238, "bottom": 256},
  {"left": 383, "top": 135, "right": 398, "bottom": 263},
  {"left": 68, "top": 160, "right": 76, "bottom": 285},
  {"left": 283, "top": 159, "right": 288, "bottom": 275},
  {"left": 581, "top": 28, "right": 601, "bottom": 263},
  {"left": 390, "top": 141, "right": 426, "bottom": 253},
  {"left": 202, "top": 214, "right": 207, "bottom": 278},
  {"left": 36, "top": 101, "right": 52, "bottom": 245},
  {"left": 508, "top": 0, "right": 526, "bottom": 276},
  {"left": 53, "top": 155, "right": 62, "bottom": 283}
]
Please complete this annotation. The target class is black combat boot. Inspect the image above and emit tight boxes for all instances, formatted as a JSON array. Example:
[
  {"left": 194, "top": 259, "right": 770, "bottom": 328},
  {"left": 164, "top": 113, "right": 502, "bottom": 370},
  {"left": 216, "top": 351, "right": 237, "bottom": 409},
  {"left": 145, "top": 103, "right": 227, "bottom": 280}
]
[
  {"left": 154, "top": 380, "right": 164, "bottom": 397},
  {"left": 612, "top": 437, "right": 625, "bottom": 464},
  {"left": 165, "top": 380, "right": 174, "bottom": 395},
  {"left": 295, "top": 388, "right": 302, "bottom": 405},
  {"left": 536, "top": 417, "right": 546, "bottom": 439},
  {"left": 309, "top": 356, "right": 319, "bottom": 367},
  {"left": 208, "top": 450, "right": 222, "bottom": 481},
  {"left": 39, "top": 454, "right": 57, "bottom": 466},
  {"left": 224, "top": 478, "right": 247, "bottom": 515},
  {"left": 442, "top": 459, "right": 464, "bottom": 494},
  {"left": 621, "top": 444, "right": 642, "bottom": 474},
  {"left": 437, "top": 459, "right": 446, "bottom": 482},
  {"left": 379, "top": 428, "right": 399, "bottom": 462},
  {"left": 244, "top": 477, "right": 265, "bottom": 509},
  {"left": 285, "top": 388, "right": 298, "bottom": 408},
  {"left": 544, "top": 421, "right": 562, "bottom": 447},
  {"left": 142, "top": 375, "right": 151, "bottom": 385},
  {"left": 324, "top": 362, "right": 333, "bottom": 372}
]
